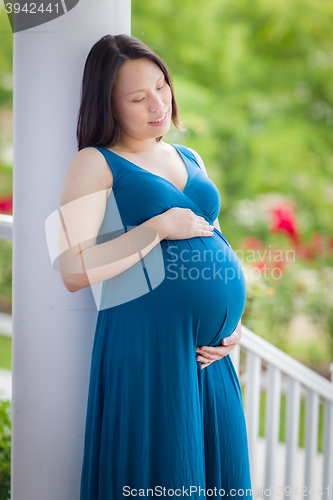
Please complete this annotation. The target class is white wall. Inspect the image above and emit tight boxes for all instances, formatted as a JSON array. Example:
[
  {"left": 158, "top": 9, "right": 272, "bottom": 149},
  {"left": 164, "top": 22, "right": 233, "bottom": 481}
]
[{"left": 11, "top": 1, "right": 131, "bottom": 498}]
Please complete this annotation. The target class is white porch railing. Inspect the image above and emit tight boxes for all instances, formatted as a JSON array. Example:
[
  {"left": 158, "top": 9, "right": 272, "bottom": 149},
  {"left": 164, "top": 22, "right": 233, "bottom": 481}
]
[
  {"left": 229, "top": 327, "right": 333, "bottom": 500},
  {"left": 0, "top": 213, "right": 13, "bottom": 240},
  {"left": 1, "top": 214, "right": 333, "bottom": 499}
]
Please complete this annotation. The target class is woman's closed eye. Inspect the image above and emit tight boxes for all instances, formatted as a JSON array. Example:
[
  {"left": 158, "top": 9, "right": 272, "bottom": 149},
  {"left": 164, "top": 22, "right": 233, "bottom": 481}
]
[{"left": 132, "top": 85, "right": 165, "bottom": 103}]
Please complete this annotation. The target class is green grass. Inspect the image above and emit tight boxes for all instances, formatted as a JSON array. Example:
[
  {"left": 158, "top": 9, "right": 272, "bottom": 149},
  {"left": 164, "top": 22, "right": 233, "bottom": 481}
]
[
  {"left": 241, "top": 388, "right": 324, "bottom": 452},
  {"left": 0, "top": 335, "right": 11, "bottom": 370}
]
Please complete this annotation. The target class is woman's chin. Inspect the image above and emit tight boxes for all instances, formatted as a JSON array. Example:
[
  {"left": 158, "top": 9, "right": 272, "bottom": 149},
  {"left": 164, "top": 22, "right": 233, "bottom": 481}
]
[{"left": 152, "top": 123, "right": 171, "bottom": 138}]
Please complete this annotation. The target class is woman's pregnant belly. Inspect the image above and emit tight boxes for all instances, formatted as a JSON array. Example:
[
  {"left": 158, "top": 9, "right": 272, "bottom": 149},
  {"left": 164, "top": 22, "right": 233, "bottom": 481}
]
[
  {"left": 160, "top": 228, "right": 247, "bottom": 348},
  {"left": 97, "top": 228, "right": 246, "bottom": 350}
]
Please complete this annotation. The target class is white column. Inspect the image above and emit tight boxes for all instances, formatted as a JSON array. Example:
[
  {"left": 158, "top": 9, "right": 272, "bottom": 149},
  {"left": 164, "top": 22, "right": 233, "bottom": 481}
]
[{"left": 11, "top": 2, "right": 131, "bottom": 499}]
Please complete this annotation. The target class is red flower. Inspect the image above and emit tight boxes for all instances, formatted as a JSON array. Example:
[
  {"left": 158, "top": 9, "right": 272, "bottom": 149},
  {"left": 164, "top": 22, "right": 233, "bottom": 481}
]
[
  {"left": 295, "top": 244, "right": 312, "bottom": 260},
  {"left": 273, "top": 260, "right": 285, "bottom": 272},
  {"left": 329, "top": 236, "right": 333, "bottom": 253},
  {"left": 253, "top": 261, "right": 266, "bottom": 270},
  {"left": 310, "top": 232, "right": 324, "bottom": 257},
  {"left": 270, "top": 203, "right": 300, "bottom": 245},
  {"left": 296, "top": 233, "right": 333, "bottom": 260},
  {"left": 0, "top": 193, "right": 12, "bottom": 214},
  {"left": 243, "top": 236, "right": 263, "bottom": 250}
]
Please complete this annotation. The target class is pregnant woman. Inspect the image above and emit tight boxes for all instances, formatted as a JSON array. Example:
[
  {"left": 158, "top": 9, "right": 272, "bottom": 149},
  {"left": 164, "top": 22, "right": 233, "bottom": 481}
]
[{"left": 59, "top": 34, "right": 253, "bottom": 499}]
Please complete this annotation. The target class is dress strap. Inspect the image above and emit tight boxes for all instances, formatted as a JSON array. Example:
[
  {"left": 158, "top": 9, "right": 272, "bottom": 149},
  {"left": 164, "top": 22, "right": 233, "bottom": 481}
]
[{"left": 171, "top": 144, "right": 203, "bottom": 171}]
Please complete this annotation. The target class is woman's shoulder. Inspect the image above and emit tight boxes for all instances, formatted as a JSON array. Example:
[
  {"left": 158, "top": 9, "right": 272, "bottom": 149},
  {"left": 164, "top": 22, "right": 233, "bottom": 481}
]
[
  {"left": 61, "top": 147, "right": 113, "bottom": 206},
  {"left": 69, "top": 145, "right": 111, "bottom": 168}
]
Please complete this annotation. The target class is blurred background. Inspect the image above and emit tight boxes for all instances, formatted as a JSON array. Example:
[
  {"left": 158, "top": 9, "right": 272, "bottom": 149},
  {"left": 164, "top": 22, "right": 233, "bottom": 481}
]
[{"left": 0, "top": 0, "right": 333, "bottom": 380}]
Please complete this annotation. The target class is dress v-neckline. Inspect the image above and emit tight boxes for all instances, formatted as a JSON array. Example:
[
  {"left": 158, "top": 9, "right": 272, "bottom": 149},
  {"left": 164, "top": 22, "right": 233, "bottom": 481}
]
[{"left": 103, "top": 143, "right": 190, "bottom": 194}]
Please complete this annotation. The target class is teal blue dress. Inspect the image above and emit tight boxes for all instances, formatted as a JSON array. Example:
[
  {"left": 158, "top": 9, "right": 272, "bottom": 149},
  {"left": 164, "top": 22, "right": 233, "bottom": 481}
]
[{"left": 80, "top": 144, "right": 253, "bottom": 499}]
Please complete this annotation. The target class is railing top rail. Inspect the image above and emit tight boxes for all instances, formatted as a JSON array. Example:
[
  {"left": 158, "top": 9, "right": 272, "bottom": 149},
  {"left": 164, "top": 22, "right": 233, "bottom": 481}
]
[
  {"left": 240, "top": 325, "right": 333, "bottom": 402},
  {"left": 0, "top": 214, "right": 13, "bottom": 240},
  {"left": 0, "top": 214, "right": 13, "bottom": 224}
]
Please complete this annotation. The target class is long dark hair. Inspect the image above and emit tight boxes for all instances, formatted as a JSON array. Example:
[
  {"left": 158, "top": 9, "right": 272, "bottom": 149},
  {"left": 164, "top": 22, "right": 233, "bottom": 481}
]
[{"left": 76, "top": 34, "right": 185, "bottom": 151}]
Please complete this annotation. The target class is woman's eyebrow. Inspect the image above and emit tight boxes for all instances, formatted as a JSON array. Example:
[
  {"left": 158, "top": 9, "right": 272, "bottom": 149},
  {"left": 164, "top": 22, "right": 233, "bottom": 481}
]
[{"left": 126, "top": 73, "right": 164, "bottom": 97}]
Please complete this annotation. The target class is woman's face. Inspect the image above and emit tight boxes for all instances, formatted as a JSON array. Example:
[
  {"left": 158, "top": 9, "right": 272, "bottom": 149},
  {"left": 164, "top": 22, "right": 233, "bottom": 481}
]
[{"left": 111, "top": 57, "right": 172, "bottom": 145}]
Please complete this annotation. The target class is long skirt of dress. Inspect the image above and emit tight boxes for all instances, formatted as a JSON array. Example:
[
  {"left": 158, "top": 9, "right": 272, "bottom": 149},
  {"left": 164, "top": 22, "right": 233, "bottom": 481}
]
[
  {"left": 80, "top": 261, "right": 253, "bottom": 499},
  {"left": 79, "top": 143, "right": 253, "bottom": 499}
]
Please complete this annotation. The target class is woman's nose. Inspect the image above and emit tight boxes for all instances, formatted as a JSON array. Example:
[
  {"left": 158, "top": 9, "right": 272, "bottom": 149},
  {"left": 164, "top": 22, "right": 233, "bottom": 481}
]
[{"left": 148, "top": 93, "right": 164, "bottom": 112}]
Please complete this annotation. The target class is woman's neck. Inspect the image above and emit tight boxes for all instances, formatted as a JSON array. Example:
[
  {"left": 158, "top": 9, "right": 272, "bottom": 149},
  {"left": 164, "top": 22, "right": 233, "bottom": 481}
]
[{"left": 112, "top": 136, "right": 161, "bottom": 155}]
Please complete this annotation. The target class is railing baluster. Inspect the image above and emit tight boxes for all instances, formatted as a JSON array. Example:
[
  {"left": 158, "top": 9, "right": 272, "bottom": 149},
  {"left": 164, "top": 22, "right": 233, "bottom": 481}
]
[
  {"left": 245, "top": 350, "right": 262, "bottom": 492},
  {"left": 285, "top": 377, "right": 301, "bottom": 500},
  {"left": 229, "top": 342, "right": 240, "bottom": 377},
  {"left": 322, "top": 399, "right": 333, "bottom": 500},
  {"left": 304, "top": 389, "right": 320, "bottom": 496},
  {"left": 264, "top": 364, "right": 282, "bottom": 500}
]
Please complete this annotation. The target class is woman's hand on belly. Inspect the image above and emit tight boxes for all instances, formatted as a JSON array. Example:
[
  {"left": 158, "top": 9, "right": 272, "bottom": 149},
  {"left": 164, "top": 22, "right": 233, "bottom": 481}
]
[
  {"left": 195, "top": 319, "right": 242, "bottom": 369},
  {"left": 161, "top": 207, "right": 214, "bottom": 240}
]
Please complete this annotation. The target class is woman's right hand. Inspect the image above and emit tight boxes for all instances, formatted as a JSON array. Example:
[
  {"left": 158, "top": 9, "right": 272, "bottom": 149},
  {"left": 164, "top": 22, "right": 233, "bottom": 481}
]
[{"left": 161, "top": 207, "right": 215, "bottom": 240}]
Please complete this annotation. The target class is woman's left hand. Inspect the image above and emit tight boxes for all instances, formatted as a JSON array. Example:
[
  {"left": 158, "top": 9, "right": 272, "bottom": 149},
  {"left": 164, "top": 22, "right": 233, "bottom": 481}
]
[{"left": 195, "top": 319, "right": 242, "bottom": 369}]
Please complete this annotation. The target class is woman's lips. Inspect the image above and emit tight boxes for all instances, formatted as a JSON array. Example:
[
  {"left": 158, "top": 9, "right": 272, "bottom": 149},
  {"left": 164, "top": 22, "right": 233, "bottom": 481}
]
[{"left": 149, "top": 112, "right": 168, "bottom": 126}]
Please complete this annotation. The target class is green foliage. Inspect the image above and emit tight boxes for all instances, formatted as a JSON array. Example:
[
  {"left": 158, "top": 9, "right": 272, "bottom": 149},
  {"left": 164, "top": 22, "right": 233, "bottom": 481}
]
[
  {"left": 0, "top": 336, "right": 11, "bottom": 371},
  {"left": 132, "top": 0, "right": 333, "bottom": 366},
  {"left": 241, "top": 260, "right": 333, "bottom": 364},
  {"left": 0, "top": 400, "right": 11, "bottom": 500},
  {"left": 132, "top": 0, "right": 333, "bottom": 243},
  {"left": 0, "top": 4, "right": 12, "bottom": 108},
  {"left": 0, "top": 240, "right": 12, "bottom": 310}
]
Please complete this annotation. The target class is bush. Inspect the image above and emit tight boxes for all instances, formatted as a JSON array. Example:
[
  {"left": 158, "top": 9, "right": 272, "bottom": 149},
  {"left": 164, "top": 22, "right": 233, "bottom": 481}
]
[
  {"left": 0, "top": 399, "right": 11, "bottom": 500},
  {"left": 0, "top": 239, "right": 12, "bottom": 313}
]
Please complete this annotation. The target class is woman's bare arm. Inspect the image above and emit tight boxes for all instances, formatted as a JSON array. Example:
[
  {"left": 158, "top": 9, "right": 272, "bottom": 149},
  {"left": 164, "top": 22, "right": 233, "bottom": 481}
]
[{"left": 58, "top": 148, "right": 168, "bottom": 293}]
